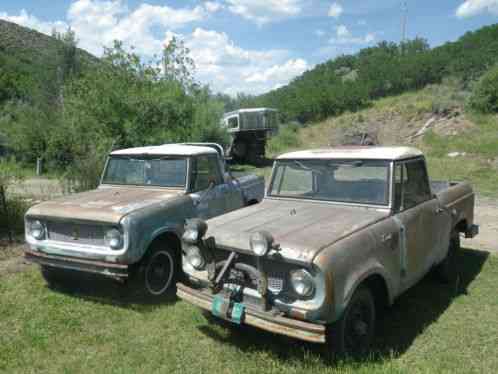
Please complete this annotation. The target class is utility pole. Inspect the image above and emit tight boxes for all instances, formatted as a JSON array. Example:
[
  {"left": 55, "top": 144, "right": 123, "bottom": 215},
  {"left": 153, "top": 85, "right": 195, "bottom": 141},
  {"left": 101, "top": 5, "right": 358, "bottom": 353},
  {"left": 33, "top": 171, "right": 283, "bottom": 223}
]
[{"left": 401, "top": 1, "right": 408, "bottom": 44}]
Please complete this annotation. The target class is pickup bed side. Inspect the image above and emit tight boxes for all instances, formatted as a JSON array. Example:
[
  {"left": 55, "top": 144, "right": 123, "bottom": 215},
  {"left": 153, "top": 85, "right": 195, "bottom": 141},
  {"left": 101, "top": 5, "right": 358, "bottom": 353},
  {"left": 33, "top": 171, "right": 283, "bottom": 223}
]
[{"left": 432, "top": 181, "right": 476, "bottom": 237}]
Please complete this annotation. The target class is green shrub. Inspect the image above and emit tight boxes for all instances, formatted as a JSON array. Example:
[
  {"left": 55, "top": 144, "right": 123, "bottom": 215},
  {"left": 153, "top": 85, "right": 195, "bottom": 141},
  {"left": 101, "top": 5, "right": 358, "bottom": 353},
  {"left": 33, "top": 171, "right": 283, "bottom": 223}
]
[
  {"left": 469, "top": 66, "right": 498, "bottom": 113},
  {"left": 267, "top": 123, "right": 301, "bottom": 156}
]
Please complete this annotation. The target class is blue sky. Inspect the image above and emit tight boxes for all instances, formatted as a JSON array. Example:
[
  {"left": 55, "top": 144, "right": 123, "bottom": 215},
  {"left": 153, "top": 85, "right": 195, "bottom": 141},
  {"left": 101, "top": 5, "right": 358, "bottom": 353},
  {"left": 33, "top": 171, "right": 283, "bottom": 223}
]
[{"left": 1, "top": 1, "right": 497, "bottom": 95}]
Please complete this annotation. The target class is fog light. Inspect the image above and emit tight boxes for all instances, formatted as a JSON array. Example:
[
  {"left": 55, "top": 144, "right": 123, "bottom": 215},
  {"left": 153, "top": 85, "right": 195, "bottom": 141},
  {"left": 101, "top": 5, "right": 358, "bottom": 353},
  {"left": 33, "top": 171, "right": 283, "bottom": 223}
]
[{"left": 250, "top": 231, "right": 274, "bottom": 257}]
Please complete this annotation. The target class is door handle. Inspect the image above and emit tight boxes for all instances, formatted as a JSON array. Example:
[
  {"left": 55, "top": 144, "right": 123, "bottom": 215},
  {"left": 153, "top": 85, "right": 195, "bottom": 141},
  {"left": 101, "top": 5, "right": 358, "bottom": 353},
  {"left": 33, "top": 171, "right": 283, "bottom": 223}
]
[{"left": 435, "top": 207, "right": 444, "bottom": 214}]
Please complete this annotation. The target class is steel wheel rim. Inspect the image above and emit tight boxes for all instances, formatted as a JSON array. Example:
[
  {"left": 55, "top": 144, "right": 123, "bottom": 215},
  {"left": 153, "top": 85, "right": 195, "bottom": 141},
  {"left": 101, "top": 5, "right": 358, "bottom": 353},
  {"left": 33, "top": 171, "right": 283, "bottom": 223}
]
[
  {"left": 145, "top": 251, "right": 174, "bottom": 296},
  {"left": 344, "top": 299, "right": 373, "bottom": 352}
]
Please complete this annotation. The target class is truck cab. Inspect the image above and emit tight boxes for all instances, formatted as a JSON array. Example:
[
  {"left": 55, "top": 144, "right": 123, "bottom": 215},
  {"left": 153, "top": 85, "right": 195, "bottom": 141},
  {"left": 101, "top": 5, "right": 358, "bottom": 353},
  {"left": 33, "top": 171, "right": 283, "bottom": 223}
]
[{"left": 25, "top": 143, "right": 264, "bottom": 298}]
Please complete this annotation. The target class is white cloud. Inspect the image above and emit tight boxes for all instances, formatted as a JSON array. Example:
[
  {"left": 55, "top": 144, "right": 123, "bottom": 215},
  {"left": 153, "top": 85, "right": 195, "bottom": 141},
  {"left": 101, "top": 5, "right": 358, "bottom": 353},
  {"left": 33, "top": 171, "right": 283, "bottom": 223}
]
[
  {"left": 182, "top": 28, "right": 308, "bottom": 94},
  {"left": 336, "top": 24, "right": 351, "bottom": 38},
  {"left": 0, "top": 1, "right": 309, "bottom": 94},
  {"left": 225, "top": 0, "right": 306, "bottom": 25},
  {"left": 315, "top": 29, "right": 326, "bottom": 37},
  {"left": 456, "top": 0, "right": 498, "bottom": 18},
  {"left": 329, "top": 25, "right": 376, "bottom": 45},
  {"left": 67, "top": 0, "right": 211, "bottom": 55},
  {"left": 0, "top": 9, "right": 68, "bottom": 35},
  {"left": 204, "top": 1, "right": 223, "bottom": 13},
  {"left": 328, "top": 2, "right": 343, "bottom": 18}
]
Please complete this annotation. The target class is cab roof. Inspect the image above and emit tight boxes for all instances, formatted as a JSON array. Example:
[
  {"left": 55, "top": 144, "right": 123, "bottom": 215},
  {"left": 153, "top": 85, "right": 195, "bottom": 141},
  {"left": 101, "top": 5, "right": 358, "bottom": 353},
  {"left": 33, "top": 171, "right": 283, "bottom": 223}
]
[
  {"left": 110, "top": 144, "right": 218, "bottom": 157},
  {"left": 277, "top": 146, "right": 423, "bottom": 161}
]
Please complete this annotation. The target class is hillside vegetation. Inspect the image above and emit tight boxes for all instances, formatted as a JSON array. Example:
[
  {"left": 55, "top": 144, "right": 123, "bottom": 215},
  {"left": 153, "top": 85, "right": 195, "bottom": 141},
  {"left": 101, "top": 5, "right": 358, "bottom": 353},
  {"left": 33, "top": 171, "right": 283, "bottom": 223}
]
[
  {"left": 236, "top": 24, "right": 498, "bottom": 123},
  {"left": 266, "top": 79, "right": 498, "bottom": 196}
]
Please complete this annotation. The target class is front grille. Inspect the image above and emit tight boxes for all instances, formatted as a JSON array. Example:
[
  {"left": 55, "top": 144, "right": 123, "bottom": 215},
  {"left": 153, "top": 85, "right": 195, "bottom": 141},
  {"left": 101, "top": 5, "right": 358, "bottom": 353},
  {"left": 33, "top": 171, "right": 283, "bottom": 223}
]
[
  {"left": 212, "top": 248, "right": 295, "bottom": 296},
  {"left": 47, "top": 221, "right": 106, "bottom": 247},
  {"left": 267, "top": 275, "right": 285, "bottom": 294}
]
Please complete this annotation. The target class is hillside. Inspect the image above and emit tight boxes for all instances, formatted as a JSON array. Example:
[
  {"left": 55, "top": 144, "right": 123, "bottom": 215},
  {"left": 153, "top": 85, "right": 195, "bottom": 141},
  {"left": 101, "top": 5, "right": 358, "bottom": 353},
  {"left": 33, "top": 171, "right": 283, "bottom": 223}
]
[
  {"left": 0, "top": 19, "right": 97, "bottom": 105},
  {"left": 243, "top": 23, "right": 498, "bottom": 124},
  {"left": 264, "top": 79, "right": 498, "bottom": 197}
]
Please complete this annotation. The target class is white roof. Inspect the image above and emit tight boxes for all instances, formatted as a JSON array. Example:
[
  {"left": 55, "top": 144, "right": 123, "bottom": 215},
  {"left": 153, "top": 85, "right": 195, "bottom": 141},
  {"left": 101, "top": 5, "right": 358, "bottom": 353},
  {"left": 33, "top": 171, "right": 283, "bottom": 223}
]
[
  {"left": 110, "top": 144, "right": 218, "bottom": 157},
  {"left": 278, "top": 146, "right": 423, "bottom": 161},
  {"left": 224, "top": 108, "right": 277, "bottom": 116}
]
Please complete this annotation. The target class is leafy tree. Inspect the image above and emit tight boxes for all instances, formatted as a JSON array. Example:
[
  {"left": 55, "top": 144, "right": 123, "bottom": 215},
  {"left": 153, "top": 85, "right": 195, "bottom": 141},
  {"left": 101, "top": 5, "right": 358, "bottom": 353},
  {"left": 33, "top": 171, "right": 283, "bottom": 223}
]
[{"left": 469, "top": 65, "right": 498, "bottom": 113}]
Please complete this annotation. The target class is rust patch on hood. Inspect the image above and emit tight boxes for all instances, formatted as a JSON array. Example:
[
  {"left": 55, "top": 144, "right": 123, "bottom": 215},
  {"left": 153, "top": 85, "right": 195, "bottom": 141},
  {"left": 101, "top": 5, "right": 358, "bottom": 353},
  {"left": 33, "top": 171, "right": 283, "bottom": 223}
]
[
  {"left": 206, "top": 198, "right": 390, "bottom": 263},
  {"left": 26, "top": 186, "right": 184, "bottom": 224}
]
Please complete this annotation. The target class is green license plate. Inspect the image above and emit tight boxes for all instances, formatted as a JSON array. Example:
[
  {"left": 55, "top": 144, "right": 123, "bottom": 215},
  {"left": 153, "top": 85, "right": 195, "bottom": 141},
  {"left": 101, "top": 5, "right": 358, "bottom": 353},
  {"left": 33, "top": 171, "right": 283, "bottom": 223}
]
[{"left": 211, "top": 296, "right": 245, "bottom": 324}]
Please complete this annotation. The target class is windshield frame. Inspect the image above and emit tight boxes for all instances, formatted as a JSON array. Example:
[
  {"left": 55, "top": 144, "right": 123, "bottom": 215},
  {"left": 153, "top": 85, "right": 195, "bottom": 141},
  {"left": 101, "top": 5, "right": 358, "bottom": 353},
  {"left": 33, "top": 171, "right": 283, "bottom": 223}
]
[
  {"left": 267, "top": 158, "right": 393, "bottom": 209},
  {"left": 100, "top": 155, "right": 189, "bottom": 190}
]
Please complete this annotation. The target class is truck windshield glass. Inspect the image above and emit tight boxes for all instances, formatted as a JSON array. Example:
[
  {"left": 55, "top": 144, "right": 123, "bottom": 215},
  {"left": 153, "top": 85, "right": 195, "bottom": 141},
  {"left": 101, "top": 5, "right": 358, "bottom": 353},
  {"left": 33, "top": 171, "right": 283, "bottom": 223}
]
[
  {"left": 102, "top": 156, "right": 187, "bottom": 188},
  {"left": 269, "top": 159, "right": 390, "bottom": 206}
]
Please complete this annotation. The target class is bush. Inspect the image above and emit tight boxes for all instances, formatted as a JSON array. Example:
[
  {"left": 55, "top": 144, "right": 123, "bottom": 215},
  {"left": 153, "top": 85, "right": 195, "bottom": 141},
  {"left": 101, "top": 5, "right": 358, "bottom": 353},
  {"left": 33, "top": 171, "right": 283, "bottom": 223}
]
[
  {"left": 469, "top": 66, "right": 498, "bottom": 113},
  {"left": 267, "top": 123, "right": 301, "bottom": 156},
  {"left": 0, "top": 159, "right": 28, "bottom": 236}
]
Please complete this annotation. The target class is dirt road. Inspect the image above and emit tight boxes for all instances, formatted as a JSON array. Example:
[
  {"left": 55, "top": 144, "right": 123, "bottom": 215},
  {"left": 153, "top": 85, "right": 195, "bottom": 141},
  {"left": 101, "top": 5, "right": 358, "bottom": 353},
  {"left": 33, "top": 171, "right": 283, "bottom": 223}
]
[{"left": 462, "top": 197, "right": 497, "bottom": 253}]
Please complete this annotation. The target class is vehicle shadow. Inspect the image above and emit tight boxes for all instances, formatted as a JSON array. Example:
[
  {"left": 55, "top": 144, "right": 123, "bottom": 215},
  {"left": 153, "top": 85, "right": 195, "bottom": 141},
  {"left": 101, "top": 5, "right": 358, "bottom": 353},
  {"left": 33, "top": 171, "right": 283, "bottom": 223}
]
[
  {"left": 197, "top": 247, "right": 489, "bottom": 365},
  {"left": 43, "top": 270, "right": 178, "bottom": 313}
]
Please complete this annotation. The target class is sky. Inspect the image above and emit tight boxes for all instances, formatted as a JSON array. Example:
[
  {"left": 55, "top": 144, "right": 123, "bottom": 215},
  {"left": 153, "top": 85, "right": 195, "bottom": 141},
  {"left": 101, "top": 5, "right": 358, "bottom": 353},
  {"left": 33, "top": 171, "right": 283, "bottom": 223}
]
[{"left": 0, "top": 1, "right": 497, "bottom": 96}]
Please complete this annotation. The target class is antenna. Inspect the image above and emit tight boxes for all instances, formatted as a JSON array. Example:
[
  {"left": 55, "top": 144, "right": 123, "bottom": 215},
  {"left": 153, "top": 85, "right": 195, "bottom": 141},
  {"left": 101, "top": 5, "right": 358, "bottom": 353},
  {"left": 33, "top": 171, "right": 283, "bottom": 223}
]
[{"left": 401, "top": 1, "right": 408, "bottom": 44}]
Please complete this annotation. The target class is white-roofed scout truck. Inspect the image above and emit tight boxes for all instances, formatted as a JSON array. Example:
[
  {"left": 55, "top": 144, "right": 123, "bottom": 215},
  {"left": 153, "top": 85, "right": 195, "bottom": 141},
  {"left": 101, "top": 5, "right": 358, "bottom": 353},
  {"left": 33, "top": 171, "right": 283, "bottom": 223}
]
[
  {"left": 24, "top": 143, "right": 264, "bottom": 299},
  {"left": 177, "top": 146, "right": 479, "bottom": 355}
]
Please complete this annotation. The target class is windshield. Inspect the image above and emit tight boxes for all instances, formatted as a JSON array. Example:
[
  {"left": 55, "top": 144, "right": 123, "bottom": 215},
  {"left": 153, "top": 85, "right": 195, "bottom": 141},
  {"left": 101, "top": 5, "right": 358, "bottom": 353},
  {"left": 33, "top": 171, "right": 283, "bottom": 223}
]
[
  {"left": 102, "top": 156, "right": 187, "bottom": 188},
  {"left": 269, "top": 159, "right": 390, "bottom": 206}
]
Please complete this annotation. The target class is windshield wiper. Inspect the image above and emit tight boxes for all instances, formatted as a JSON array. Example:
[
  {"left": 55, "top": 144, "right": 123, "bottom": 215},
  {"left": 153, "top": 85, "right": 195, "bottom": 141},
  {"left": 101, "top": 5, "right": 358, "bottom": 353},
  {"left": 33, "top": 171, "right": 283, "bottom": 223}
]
[{"left": 292, "top": 160, "right": 323, "bottom": 175}]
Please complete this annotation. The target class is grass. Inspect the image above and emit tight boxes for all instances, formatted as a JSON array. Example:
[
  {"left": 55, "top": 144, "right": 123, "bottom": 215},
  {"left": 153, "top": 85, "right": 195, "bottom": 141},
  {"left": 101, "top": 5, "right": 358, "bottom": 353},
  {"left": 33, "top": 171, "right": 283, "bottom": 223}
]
[{"left": 0, "top": 248, "right": 496, "bottom": 373}]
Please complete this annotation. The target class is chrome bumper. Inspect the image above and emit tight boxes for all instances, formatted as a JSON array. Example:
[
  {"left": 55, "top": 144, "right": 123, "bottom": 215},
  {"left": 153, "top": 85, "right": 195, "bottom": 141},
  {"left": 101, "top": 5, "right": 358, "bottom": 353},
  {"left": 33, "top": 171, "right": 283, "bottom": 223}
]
[
  {"left": 176, "top": 283, "right": 326, "bottom": 343},
  {"left": 25, "top": 249, "right": 129, "bottom": 279}
]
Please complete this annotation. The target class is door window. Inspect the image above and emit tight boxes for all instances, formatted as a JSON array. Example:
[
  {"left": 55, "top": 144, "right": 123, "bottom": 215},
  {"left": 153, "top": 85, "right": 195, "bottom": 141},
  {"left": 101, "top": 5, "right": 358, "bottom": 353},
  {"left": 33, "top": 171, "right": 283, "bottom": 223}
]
[
  {"left": 190, "top": 155, "right": 223, "bottom": 192},
  {"left": 394, "top": 159, "right": 432, "bottom": 211}
]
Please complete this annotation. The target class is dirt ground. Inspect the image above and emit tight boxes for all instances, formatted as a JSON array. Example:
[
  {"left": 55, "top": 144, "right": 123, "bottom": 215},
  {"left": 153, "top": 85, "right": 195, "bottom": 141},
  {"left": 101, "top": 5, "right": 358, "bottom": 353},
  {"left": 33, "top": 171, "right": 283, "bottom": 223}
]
[{"left": 462, "top": 197, "right": 498, "bottom": 253}]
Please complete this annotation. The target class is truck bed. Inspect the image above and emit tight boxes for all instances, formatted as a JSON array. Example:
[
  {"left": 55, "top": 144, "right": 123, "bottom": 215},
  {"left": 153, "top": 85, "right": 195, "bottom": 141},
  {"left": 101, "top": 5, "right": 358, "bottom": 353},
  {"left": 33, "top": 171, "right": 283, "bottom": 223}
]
[{"left": 432, "top": 180, "right": 476, "bottom": 235}]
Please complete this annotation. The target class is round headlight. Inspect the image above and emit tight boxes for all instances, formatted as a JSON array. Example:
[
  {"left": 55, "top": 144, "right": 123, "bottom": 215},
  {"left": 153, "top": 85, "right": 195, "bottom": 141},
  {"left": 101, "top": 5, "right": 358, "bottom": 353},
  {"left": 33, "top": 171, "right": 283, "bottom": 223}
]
[
  {"left": 183, "top": 219, "right": 208, "bottom": 244},
  {"left": 290, "top": 269, "right": 315, "bottom": 298},
  {"left": 185, "top": 245, "right": 205, "bottom": 270},
  {"left": 250, "top": 231, "right": 274, "bottom": 257},
  {"left": 30, "top": 220, "right": 45, "bottom": 240},
  {"left": 105, "top": 228, "right": 123, "bottom": 250}
]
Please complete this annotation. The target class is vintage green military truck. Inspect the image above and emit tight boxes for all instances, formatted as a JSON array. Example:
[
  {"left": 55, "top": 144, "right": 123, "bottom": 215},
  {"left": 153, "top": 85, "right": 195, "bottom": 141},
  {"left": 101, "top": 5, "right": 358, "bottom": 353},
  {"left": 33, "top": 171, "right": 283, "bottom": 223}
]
[
  {"left": 177, "top": 146, "right": 478, "bottom": 354},
  {"left": 24, "top": 143, "right": 264, "bottom": 298}
]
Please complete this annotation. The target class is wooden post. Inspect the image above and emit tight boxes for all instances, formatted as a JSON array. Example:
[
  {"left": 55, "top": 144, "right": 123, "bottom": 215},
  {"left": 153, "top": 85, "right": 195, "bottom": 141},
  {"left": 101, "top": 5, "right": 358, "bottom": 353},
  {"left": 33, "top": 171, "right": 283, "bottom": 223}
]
[{"left": 0, "top": 185, "right": 12, "bottom": 244}]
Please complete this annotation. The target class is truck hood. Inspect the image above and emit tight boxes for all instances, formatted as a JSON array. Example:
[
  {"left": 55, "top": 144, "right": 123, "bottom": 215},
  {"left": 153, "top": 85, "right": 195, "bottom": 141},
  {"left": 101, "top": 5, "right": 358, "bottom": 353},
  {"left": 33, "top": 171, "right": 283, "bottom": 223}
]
[
  {"left": 207, "top": 198, "right": 390, "bottom": 264},
  {"left": 26, "top": 186, "right": 185, "bottom": 224}
]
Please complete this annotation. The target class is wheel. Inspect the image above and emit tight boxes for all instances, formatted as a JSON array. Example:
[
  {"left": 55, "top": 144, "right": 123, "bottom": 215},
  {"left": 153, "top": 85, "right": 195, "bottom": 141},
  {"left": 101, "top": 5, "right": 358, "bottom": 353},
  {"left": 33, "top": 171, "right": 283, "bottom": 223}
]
[
  {"left": 130, "top": 243, "right": 179, "bottom": 299},
  {"left": 326, "top": 286, "right": 376, "bottom": 356},
  {"left": 435, "top": 232, "right": 461, "bottom": 283},
  {"left": 231, "top": 140, "right": 247, "bottom": 161}
]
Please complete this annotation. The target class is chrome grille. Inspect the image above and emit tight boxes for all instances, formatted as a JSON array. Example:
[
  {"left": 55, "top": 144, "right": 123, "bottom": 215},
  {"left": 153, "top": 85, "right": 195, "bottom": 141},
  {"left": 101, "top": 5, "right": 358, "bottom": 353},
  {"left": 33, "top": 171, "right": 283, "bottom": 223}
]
[
  {"left": 267, "top": 275, "right": 284, "bottom": 294},
  {"left": 47, "top": 221, "right": 106, "bottom": 246}
]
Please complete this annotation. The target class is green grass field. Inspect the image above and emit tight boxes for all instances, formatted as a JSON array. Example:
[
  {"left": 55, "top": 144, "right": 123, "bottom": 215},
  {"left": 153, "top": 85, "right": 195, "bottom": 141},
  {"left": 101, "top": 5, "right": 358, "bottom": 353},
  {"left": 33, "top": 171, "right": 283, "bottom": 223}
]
[{"left": 1, "top": 248, "right": 496, "bottom": 373}]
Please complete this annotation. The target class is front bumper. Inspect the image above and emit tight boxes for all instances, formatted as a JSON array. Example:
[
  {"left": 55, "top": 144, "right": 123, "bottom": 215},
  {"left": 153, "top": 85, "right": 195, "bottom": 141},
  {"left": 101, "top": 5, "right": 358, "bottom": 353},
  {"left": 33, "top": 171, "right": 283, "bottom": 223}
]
[
  {"left": 25, "top": 249, "right": 129, "bottom": 279},
  {"left": 176, "top": 283, "right": 326, "bottom": 343}
]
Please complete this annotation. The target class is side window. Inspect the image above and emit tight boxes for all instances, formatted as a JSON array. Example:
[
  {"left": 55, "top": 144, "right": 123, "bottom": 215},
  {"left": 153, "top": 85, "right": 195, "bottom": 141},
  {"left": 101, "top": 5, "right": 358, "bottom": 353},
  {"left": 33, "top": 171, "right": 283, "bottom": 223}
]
[
  {"left": 394, "top": 159, "right": 432, "bottom": 211},
  {"left": 190, "top": 155, "right": 223, "bottom": 192}
]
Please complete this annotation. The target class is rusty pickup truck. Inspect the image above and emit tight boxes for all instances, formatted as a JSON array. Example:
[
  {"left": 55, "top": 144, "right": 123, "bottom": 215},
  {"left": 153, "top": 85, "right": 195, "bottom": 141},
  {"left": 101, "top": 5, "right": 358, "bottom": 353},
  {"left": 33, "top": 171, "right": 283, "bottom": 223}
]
[
  {"left": 24, "top": 143, "right": 264, "bottom": 298},
  {"left": 177, "top": 146, "right": 478, "bottom": 354}
]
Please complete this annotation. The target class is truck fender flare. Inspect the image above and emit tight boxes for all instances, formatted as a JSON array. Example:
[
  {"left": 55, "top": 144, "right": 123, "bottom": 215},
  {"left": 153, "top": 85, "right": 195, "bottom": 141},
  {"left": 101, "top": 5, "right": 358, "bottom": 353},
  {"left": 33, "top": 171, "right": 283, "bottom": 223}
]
[
  {"left": 339, "top": 265, "right": 394, "bottom": 318},
  {"left": 142, "top": 226, "right": 183, "bottom": 257}
]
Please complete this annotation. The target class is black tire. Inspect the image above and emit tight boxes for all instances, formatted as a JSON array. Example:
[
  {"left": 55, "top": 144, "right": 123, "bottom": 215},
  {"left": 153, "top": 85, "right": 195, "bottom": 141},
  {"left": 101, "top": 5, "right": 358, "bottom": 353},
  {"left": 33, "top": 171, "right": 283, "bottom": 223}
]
[
  {"left": 231, "top": 140, "right": 247, "bottom": 161},
  {"left": 130, "top": 242, "right": 179, "bottom": 299},
  {"left": 435, "top": 232, "right": 461, "bottom": 283},
  {"left": 326, "top": 286, "right": 376, "bottom": 357}
]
